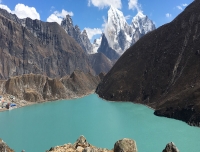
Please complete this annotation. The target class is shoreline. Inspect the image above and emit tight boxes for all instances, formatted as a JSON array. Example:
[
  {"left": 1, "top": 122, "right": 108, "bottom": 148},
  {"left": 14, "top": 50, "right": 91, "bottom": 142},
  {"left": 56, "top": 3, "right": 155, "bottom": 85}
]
[
  {"left": 1, "top": 92, "right": 198, "bottom": 128},
  {"left": 0, "top": 90, "right": 96, "bottom": 113},
  {"left": 95, "top": 93, "right": 156, "bottom": 110}
]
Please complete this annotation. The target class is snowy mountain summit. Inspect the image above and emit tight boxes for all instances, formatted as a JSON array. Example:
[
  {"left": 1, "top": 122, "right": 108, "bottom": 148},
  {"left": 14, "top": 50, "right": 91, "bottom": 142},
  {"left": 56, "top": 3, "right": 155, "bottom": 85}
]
[
  {"left": 132, "top": 11, "right": 156, "bottom": 35},
  {"left": 98, "top": 6, "right": 156, "bottom": 59}
]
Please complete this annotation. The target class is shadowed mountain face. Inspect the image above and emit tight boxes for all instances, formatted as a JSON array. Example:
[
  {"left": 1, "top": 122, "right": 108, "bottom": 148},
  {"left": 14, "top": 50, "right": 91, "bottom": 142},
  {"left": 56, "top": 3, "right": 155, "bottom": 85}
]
[
  {"left": 0, "top": 9, "right": 98, "bottom": 79},
  {"left": 96, "top": 0, "right": 200, "bottom": 126},
  {"left": 89, "top": 53, "right": 113, "bottom": 75},
  {"left": 98, "top": 34, "right": 120, "bottom": 62}
]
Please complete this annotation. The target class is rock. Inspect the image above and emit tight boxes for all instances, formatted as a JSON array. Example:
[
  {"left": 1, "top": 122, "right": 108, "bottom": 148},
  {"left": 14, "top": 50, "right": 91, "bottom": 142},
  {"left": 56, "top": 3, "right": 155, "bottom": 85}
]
[
  {"left": 76, "top": 146, "right": 84, "bottom": 152},
  {"left": 0, "top": 139, "right": 14, "bottom": 152},
  {"left": 163, "top": 142, "right": 179, "bottom": 152},
  {"left": 74, "top": 135, "right": 90, "bottom": 148},
  {"left": 114, "top": 138, "right": 137, "bottom": 152},
  {"left": 83, "top": 147, "right": 98, "bottom": 152}
]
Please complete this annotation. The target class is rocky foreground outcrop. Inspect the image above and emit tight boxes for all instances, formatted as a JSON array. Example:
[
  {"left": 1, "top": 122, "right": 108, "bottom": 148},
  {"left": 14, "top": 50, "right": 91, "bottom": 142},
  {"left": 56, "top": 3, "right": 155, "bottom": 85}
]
[
  {"left": 162, "top": 142, "right": 179, "bottom": 152},
  {"left": 0, "top": 70, "right": 101, "bottom": 102},
  {"left": 46, "top": 136, "right": 179, "bottom": 152},
  {"left": 96, "top": 0, "right": 200, "bottom": 126},
  {"left": 0, "top": 136, "right": 180, "bottom": 152},
  {"left": 0, "top": 139, "right": 14, "bottom": 152}
]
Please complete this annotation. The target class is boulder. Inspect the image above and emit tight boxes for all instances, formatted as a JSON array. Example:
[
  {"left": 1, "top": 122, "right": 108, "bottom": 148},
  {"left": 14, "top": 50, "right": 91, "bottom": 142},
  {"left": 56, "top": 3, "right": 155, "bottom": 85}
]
[
  {"left": 0, "top": 139, "right": 14, "bottom": 152},
  {"left": 74, "top": 135, "right": 90, "bottom": 148},
  {"left": 83, "top": 147, "right": 98, "bottom": 152},
  {"left": 114, "top": 138, "right": 137, "bottom": 152},
  {"left": 163, "top": 142, "right": 179, "bottom": 152}
]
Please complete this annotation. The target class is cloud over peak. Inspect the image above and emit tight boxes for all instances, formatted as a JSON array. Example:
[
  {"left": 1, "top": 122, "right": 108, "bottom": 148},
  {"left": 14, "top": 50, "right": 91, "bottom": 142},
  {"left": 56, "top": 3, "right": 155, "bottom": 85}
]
[
  {"left": 47, "top": 9, "right": 74, "bottom": 25},
  {"left": 84, "top": 28, "right": 102, "bottom": 40},
  {"left": 128, "top": 0, "right": 142, "bottom": 12},
  {"left": 176, "top": 3, "right": 188, "bottom": 11},
  {"left": 0, "top": 4, "right": 11, "bottom": 13},
  {"left": 88, "top": 0, "right": 122, "bottom": 9},
  {"left": 13, "top": 4, "right": 40, "bottom": 20},
  {"left": 0, "top": 3, "right": 40, "bottom": 20}
]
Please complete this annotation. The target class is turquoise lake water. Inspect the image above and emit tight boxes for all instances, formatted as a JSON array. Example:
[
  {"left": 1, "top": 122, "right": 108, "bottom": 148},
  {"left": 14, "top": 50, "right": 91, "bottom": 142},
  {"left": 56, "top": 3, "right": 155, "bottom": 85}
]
[{"left": 0, "top": 94, "right": 200, "bottom": 152}]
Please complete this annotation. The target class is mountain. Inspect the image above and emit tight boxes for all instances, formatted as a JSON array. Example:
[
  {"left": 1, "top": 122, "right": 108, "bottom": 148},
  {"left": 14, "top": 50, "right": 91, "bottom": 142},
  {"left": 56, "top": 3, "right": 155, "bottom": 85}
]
[
  {"left": 98, "top": 6, "right": 155, "bottom": 61},
  {"left": 61, "top": 15, "right": 93, "bottom": 54},
  {"left": 97, "top": 34, "right": 120, "bottom": 61},
  {"left": 132, "top": 12, "right": 156, "bottom": 36},
  {"left": 0, "top": 71, "right": 101, "bottom": 102},
  {"left": 96, "top": 0, "right": 200, "bottom": 126},
  {"left": 0, "top": 8, "right": 95, "bottom": 79},
  {"left": 88, "top": 52, "right": 113, "bottom": 74}
]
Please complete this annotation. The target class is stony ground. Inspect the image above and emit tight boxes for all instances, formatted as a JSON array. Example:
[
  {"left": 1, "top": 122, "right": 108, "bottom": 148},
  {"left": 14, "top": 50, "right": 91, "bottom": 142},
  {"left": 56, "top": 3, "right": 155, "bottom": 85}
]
[
  {"left": 0, "top": 139, "right": 14, "bottom": 152},
  {"left": 46, "top": 136, "right": 179, "bottom": 152}
]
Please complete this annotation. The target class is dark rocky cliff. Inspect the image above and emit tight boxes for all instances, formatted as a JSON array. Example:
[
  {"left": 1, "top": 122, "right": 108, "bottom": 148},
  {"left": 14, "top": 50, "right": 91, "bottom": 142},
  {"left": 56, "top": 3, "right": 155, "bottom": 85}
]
[
  {"left": 61, "top": 15, "right": 93, "bottom": 54},
  {"left": 0, "top": 9, "right": 94, "bottom": 79},
  {"left": 96, "top": 0, "right": 200, "bottom": 126},
  {"left": 0, "top": 71, "right": 100, "bottom": 102}
]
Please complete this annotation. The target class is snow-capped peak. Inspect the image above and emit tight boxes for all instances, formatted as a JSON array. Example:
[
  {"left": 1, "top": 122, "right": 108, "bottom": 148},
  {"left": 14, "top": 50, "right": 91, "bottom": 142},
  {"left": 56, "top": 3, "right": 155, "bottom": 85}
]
[
  {"left": 134, "top": 11, "right": 146, "bottom": 19},
  {"left": 107, "top": 5, "right": 128, "bottom": 32},
  {"left": 132, "top": 12, "right": 155, "bottom": 35},
  {"left": 104, "top": 6, "right": 132, "bottom": 54}
]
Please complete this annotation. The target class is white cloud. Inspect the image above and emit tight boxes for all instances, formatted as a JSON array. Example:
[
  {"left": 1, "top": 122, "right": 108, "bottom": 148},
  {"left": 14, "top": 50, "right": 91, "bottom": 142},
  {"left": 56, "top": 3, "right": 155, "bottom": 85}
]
[
  {"left": 166, "top": 13, "right": 172, "bottom": 18},
  {"left": 47, "top": 14, "right": 62, "bottom": 24},
  {"left": 88, "top": 0, "right": 122, "bottom": 9},
  {"left": 182, "top": 3, "right": 188, "bottom": 7},
  {"left": 128, "top": 0, "right": 142, "bottom": 12},
  {"left": 84, "top": 28, "right": 102, "bottom": 40},
  {"left": 0, "top": 4, "right": 11, "bottom": 13},
  {"left": 13, "top": 4, "right": 40, "bottom": 20},
  {"left": 125, "top": 15, "right": 131, "bottom": 20},
  {"left": 0, "top": 3, "right": 40, "bottom": 20},
  {"left": 47, "top": 9, "right": 73, "bottom": 25},
  {"left": 176, "top": 4, "right": 187, "bottom": 11},
  {"left": 176, "top": 6, "right": 183, "bottom": 10}
]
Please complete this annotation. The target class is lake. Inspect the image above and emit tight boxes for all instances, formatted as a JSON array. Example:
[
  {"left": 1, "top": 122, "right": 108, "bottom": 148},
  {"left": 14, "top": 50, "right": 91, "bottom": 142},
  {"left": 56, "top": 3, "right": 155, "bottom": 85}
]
[{"left": 0, "top": 94, "right": 199, "bottom": 152}]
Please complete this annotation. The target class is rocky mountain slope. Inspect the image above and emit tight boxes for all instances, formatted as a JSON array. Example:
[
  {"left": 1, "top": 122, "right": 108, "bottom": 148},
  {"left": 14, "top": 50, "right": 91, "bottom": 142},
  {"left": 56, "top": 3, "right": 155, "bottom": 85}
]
[
  {"left": 0, "top": 8, "right": 95, "bottom": 79},
  {"left": 0, "top": 8, "right": 114, "bottom": 79},
  {"left": 0, "top": 70, "right": 100, "bottom": 102},
  {"left": 96, "top": 0, "right": 200, "bottom": 126},
  {"left": 98, "top": 6, "right": 155, "bottom": 61},
  {"left": 97, "top": 34, "right": 120, "bottom": 61},
  {"left": 89, "top": 53, "right": 113, "bottom": 75},
  {"left": 61, "top": 15, "right": 93, "bottom": 54}
]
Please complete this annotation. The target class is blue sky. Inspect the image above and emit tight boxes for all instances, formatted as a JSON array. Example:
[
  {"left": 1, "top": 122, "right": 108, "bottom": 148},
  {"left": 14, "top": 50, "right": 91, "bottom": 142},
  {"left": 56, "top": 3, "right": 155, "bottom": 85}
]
[{"left": 0, "top": 0, "right": 194, "bottom": 41}]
